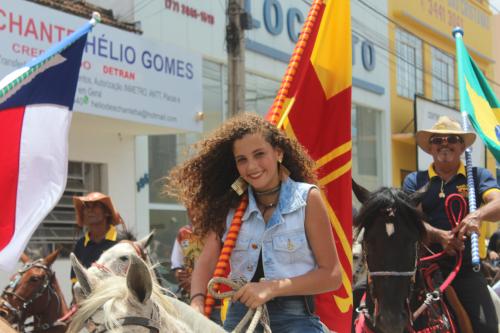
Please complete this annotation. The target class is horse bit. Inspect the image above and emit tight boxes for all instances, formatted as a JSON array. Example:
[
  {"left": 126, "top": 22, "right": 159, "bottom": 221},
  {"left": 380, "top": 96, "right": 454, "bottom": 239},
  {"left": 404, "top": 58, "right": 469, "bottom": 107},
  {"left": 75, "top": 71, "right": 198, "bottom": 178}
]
[{"left": 0, "top": 259, "right": 63, "bottom": 331}]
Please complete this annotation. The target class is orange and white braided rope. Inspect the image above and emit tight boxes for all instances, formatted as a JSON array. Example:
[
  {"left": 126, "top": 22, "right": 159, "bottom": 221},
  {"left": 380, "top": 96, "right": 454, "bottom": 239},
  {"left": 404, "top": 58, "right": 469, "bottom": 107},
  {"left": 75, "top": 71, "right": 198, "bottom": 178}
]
[
  {"left": 267, "top": 0, "right": 323, "bottom": 127},
  {"left": 204, "top": 194, "right": 249, "bottom": 316}
]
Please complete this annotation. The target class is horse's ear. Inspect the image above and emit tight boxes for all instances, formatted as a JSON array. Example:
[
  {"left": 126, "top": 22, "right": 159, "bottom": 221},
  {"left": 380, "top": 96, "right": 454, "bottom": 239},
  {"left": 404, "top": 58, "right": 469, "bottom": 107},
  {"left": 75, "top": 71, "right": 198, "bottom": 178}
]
[
  {"left": 352, "top": 178, "right": 371, "bottom": 204},
  {"left": 409, "top": 181, "right": 430, "bottom": 205},
  {"left": 20, "top": 252, "right": 30, "bottom": 264},
  {"left": 44, "top": 248, "right": 60, "bottom": 267},
  {"left": 135, "top": 231, "right": 154, "bottom": 251},
  {"left": 126, "top": 255, "right": 152, "bottom": 303},
  {"left": 70, "top": 253, "right": 94, "bottom": 296}
]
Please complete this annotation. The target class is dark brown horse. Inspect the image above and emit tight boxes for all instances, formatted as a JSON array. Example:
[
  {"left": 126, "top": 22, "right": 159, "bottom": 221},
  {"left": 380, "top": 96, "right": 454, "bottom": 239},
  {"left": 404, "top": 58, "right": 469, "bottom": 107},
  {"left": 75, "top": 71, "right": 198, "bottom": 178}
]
[
  {"left": 0, "top": 250, "right": 69, "bottom": 332},
  {"left": 353, "top": 181, "right": 426, "bottom": 333}
]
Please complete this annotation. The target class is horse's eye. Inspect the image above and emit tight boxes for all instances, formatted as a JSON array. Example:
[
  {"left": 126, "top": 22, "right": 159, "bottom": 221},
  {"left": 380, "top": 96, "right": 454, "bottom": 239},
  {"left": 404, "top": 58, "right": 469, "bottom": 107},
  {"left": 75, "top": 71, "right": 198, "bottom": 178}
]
[
  {"left": 29, "top": 276, "right": 41, "bottom": 283},
  {"left": 119, "top": 256, "right": 128, "bottom": 262}
]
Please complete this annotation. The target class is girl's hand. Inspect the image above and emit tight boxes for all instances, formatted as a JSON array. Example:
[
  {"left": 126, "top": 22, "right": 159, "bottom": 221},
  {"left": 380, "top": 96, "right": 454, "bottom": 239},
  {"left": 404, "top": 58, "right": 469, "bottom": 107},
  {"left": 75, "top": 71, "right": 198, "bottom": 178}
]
[{"left": 233, "top": 280, "right": 276, "bottom": 309}]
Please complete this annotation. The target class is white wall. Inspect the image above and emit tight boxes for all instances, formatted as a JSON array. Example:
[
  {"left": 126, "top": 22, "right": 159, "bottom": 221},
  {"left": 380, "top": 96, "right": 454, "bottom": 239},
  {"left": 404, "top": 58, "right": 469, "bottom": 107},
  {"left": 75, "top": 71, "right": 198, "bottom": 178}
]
[{"left": 69, "top": 112, "right": 137, "bottom": 231}]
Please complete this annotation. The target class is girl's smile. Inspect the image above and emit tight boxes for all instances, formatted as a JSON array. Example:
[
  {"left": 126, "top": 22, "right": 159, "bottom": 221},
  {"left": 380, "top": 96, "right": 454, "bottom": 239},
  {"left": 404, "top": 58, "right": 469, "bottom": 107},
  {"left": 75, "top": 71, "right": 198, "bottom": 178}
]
[{"left": 233, "top": 133, "right": 282, "bottom": 192}]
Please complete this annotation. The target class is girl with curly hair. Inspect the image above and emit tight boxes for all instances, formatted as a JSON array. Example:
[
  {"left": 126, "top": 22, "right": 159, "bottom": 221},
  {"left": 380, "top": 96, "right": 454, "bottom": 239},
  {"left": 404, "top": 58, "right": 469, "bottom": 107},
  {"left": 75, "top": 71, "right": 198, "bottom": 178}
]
[{"left": 166, "top": 113, "right": 341, "bottom": 332}]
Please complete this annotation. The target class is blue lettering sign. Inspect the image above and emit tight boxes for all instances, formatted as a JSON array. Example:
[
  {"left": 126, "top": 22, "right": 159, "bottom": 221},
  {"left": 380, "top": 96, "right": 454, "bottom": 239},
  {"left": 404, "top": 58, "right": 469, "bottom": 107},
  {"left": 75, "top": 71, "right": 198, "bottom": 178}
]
[
  {"left": 287, "top": 8, "right": 303, "bottom": 43},
  {"left": 263, "top": 0, "right": 283, "bottom": 35},
  {"left": 361, "top": 40, "right": 375, "bottom": 71}
]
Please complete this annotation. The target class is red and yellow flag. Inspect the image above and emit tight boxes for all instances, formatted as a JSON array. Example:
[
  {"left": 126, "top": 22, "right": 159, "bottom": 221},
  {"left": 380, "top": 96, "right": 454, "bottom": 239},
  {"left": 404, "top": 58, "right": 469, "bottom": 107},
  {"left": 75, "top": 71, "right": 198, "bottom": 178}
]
[{"left": 267, "top": 0, "right": 352, "bottom": 331}]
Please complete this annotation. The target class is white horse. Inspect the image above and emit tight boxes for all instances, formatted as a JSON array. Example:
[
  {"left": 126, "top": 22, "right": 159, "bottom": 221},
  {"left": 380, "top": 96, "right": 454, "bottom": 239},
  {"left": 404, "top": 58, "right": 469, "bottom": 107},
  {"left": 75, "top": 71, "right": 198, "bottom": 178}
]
[
  {"left": 68, "top": 255, "right": 194, "bottom": 333},
  {"left": 73, "top": 233, "right": 155, "bottom": 303},
  {"left": 71, "top": 238, "right": 226, "bottom": 333}
]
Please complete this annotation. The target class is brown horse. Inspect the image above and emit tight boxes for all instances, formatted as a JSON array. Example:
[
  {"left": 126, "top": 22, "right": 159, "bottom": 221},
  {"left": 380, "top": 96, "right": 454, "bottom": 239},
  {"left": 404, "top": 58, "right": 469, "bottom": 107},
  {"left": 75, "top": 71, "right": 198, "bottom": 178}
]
[{"left": 0, "top": 250, "right": 69, "bottom": 332}]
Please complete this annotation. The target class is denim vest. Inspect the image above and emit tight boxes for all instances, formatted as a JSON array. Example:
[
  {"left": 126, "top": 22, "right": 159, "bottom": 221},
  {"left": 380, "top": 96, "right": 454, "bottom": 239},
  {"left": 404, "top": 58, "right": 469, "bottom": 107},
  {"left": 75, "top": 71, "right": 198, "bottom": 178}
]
[{"left": 223, "top": 177, "right": 317, "bottom": 281}]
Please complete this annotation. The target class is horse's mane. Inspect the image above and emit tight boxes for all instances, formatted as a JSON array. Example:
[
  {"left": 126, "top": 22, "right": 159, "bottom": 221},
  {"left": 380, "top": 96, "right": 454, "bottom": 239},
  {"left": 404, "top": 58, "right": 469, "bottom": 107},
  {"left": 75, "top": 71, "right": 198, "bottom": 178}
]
[
  {"left": 67, "top": 276, "right": 190, "bottom": 333},
  {"left": 117, "top": 229, "right": 136, "bottom": 241},
  {"left": 355, "top": 187, "right": 426, "bottom": 241}
]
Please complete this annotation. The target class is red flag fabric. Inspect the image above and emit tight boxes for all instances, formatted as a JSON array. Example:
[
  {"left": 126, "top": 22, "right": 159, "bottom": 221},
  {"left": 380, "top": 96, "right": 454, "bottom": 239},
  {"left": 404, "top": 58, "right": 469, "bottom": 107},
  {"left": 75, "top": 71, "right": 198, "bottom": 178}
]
[{"left": 267, "top": 0, "right": 352, "bottom": 331}]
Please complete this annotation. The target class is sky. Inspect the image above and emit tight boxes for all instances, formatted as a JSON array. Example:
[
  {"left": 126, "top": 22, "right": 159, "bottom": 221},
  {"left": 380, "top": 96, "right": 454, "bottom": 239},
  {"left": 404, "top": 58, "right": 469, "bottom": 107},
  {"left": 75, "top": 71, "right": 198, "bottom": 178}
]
[{"left": 491, "top": 0, "right": 500, "bottom": 13}]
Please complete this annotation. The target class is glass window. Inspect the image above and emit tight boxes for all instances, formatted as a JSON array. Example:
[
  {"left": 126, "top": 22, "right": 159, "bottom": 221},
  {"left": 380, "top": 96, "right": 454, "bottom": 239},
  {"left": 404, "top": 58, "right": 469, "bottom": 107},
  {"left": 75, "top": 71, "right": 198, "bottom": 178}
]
[
  {"left": 148, "top": 135, "right": 177, "bottom": 204},
  {"left": 396, "top": 29, "right": 423, "bottom": 99},
  {"left": 351, "top": 104, "right": 383, "bottom": 192},
  {"left": 245, "top": 72, "right": 280, "bottom": 117},
  {"left": 148, "top": 209, "right": 189, "bottom": 289},
  {"left": 27, "top": 161, "right": 104, "bottom": 257},
  {"left": 431, "top": 47, "right": 455, "bottom": 107},
  {"left": 148, "top": 59, "right": 224, "bottom": 204}
]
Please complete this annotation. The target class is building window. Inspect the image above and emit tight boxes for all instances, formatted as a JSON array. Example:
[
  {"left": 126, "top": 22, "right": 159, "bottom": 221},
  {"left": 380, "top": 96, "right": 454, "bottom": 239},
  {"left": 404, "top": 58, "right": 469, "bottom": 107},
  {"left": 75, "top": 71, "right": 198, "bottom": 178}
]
[
  {"left": 352, "top": 104, "right": 383, "bottom": 191},
  {"left": 431, "top": 47, "right": 455, "bottom": 107},
  {"left": 245, "top": 72, "right": 280, "bottom": 117},
  {"left": 27, "top": 161, "right": 104, "bottom": 258},
  {"left": 396, "top": 29, "right": 423, "bottom": 99}
]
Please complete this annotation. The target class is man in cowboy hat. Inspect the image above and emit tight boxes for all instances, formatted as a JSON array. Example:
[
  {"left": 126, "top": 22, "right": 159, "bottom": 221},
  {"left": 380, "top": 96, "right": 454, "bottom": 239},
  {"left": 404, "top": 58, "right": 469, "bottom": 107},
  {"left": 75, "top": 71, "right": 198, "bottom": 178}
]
[
  {"left": 70, "top": 192, "right": 125, "bottom": 285},
  {"left": 403, "top": 116, "right": 500, "bottom": 332}
]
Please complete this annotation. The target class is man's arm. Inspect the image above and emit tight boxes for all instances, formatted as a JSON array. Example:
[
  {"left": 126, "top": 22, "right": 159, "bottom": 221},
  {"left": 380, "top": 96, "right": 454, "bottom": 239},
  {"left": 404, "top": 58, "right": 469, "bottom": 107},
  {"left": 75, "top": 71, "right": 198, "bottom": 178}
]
[{"left": 458, "top": 190, "right": 500, "bottom": 239}]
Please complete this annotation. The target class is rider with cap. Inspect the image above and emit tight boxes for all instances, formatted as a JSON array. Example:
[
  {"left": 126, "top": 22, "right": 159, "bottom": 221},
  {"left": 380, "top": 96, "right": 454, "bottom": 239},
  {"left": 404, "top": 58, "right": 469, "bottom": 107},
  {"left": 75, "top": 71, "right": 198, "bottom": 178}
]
[
  {"left": 70, "top": 192, "right": 125, "bottom": 285},
  {"left": 403, "top": 116, "right": 500, "bottom": 333}
]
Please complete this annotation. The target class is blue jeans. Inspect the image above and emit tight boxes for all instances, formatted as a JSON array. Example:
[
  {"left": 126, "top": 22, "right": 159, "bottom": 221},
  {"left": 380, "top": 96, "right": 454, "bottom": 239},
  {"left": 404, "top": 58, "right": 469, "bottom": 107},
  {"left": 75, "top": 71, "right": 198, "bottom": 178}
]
[{"left": 223, "top": 296, "right": 325, "bottom": 333}]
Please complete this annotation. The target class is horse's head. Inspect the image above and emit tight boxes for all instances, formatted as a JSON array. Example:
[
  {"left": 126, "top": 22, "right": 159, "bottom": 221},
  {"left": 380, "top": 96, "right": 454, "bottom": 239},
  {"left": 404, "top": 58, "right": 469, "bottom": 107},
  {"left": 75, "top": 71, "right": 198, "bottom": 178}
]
[
  {"left": 72, "top": 232, "right": 154, "bottom": 303},
  {"left": 353, "top": 180, "right": 426, "bottom": 333},
  {"left": 68, "top": 254, "right": 193, "bottom": 333},
  {"left": 69, "top": 254, "right": 155, "bottom": 333},
  {"left": 0, "top": 250, "right": 59, "bottom": 327}
]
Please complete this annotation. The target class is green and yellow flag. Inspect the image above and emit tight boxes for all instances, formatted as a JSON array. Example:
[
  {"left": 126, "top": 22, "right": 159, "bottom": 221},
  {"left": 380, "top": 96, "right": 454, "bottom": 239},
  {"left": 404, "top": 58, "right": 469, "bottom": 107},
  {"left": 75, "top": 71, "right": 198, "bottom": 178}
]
[{"left": 455, "top": 31, "right": 500, "bottom": 162}]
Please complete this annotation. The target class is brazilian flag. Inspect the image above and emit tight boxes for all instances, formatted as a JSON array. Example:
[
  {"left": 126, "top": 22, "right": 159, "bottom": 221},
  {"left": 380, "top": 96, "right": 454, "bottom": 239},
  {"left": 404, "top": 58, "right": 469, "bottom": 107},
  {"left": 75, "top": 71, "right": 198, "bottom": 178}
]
[{"left": 455, "top": 31, "right": 500, "bottom": 162}]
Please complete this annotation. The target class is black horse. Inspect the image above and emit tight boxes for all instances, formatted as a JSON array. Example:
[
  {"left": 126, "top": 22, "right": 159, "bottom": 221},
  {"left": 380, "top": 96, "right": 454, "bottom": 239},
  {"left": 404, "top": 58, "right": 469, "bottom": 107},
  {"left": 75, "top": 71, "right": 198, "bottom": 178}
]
[{"left": 352, "top": 181, "right": 426, "bottom": 333}]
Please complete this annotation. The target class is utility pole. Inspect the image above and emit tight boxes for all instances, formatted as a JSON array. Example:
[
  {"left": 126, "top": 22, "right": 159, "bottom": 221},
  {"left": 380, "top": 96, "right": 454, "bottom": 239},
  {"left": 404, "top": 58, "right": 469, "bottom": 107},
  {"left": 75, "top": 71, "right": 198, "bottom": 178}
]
[{"left": 226, "top": 0, "right": 248, "bottom": 117}]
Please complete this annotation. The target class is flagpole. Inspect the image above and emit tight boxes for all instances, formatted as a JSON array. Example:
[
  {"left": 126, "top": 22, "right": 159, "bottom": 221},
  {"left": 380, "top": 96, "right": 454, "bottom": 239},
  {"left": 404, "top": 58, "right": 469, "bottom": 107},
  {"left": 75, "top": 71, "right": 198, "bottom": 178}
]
[
  {"left": 453, "top": 27, "right": 480, "bottom": 272},
  {"left": 26, "top": 12, "right": 100, "bottom": 68},
  {"left": 0, "top": 13, "right": 100, "bottom": 100}
]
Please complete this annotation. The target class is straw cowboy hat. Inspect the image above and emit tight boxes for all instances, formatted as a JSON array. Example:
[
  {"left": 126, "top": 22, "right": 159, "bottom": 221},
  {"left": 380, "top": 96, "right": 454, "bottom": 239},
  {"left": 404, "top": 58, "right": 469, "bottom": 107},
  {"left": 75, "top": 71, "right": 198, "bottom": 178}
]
[
  {"left": 73, "top": 192, "right": 123, "bottom": 227},
  {"left": 416, "top": 116, "right": 476, "bottom": 154}
]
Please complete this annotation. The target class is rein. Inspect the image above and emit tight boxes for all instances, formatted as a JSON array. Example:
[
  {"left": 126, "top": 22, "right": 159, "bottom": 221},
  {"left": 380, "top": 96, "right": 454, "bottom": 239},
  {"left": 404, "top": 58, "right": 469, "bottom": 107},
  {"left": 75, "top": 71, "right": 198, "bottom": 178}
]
[
  {"left": 207, "top": 277, "right": 271, "bottom": 333},
  {"left": 358, "top": 194, "right": 467, "bottom": 332},
  {"left": 412, "top": 193, "right": 466, "bottom": 322}
]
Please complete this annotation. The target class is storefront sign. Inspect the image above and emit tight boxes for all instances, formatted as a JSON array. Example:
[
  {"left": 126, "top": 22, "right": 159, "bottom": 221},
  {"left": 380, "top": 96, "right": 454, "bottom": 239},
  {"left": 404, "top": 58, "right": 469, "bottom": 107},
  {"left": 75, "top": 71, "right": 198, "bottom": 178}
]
[{"left": 0, "top": 0, "right": 203, "bottom": 132}]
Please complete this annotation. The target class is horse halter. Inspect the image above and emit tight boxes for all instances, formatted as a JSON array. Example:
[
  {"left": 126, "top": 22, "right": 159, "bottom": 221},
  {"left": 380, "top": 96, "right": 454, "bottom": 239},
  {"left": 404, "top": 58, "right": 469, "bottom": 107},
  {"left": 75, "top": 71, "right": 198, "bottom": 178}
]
[
  {"left": 365, "top": 206, "right": 419, "bottom": 279},
  {"left": 0, "top": 259, "right": 57, "bottom": 329},
  {"left": 366, "top": 243, "right": 419, "bottom": 278},
  {"left": 84, "top": 304, "right": 161, "bottom": 333},
  {"left": 361, "top": 206, "right": 420, "bottom": 328},
  {"left": 86, "top": 317, "right": 160, "bottom": 333}
]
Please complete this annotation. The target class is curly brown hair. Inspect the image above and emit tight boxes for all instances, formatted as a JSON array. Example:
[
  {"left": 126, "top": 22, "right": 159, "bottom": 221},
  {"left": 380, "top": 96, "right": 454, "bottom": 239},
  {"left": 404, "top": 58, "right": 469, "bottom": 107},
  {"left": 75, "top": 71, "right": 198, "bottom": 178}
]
[{"left": 165, "top": 113, "right": 317, "bottom": 238}]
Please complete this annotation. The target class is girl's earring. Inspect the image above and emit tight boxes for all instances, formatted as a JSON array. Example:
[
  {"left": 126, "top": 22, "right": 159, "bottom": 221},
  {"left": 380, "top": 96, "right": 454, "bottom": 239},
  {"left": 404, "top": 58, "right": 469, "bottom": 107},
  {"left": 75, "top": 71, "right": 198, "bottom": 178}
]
[{"left": 231, "top": 176, "right": 248, "bottom": 196}]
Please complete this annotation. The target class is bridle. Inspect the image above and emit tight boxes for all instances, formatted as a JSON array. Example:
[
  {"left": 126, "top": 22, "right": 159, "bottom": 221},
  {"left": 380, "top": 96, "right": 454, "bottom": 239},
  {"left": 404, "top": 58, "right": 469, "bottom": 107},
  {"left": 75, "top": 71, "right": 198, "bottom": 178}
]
[
  {"left": 83, "top": 304, "right": 160, "bottom": 333},
  {"left": 85, "top": 317, "right": 160, "bottom": 333},
  {"left": 358, "top": 206, "right": 420, "bottom": 330},
  {"left": 0, "top": 259, "right": 64, "bottom": 331}
]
